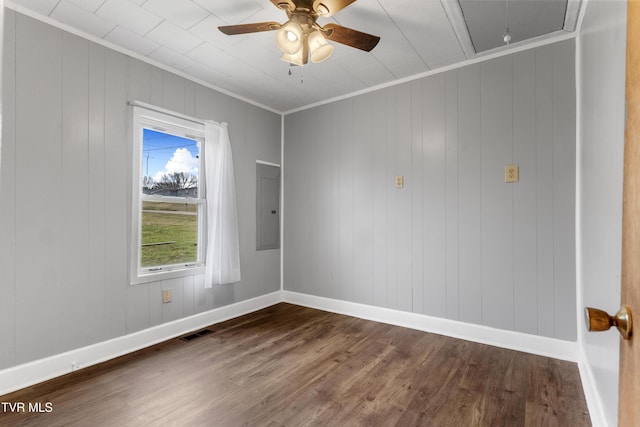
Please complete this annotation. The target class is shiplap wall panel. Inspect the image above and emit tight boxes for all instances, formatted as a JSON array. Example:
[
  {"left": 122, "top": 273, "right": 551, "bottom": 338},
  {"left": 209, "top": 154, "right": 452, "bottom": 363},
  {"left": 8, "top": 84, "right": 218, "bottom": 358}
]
[
  {"left": 395, "top": 84, "right": 413, "bottom": 313},
  {"left": 184, "top": 81, "right": 196, "bottom": 117},
  {"left": 247, "top": 103, "right": 281, "bottom": 165},
  {"left": 281, "top": 110, "right": 309, "bottom": 295},
  {"left": 512, "top": 50, "right": 539, "bottom": 335},
  {"left": 161, "top": 278, "right": 184, "bottom": 323},
  {"left": 330, "top": 105, "right": 342, "bottom": 300},
  {"left": 61, "top": 32, "right": 91, "bottom": 352},
  {"left": 444, "top": 71, "right": 460, "bottom": 320},
  {"left": 353, "top": 94, "right": 374, "bottom": 305},
  {"left": 0, "top": 11, "right": 281, "bottom": 370},
  {"left": 310, "top": 105, "right": 333, "bottom": 298},
  {"left": 124, "top": 56, "right": 153, "bottom": 333},
  {"left": 480, "top": 56, "right": 514, "bottom": 331},
  {"left": 284, "top": 39, "right": 576, "bottom": 340},
  {"left": 15, "top": 14, "right": 63, "bottom": 363},
  {"left": 182, "top": 275, "right": 195, "bottom": 317},
  {"left": 193, "top": 274, "right": 210, "bottom": 315},
  {"left": 149, "top": 66, "right": 163, "bottom": 107},
  {"left": 126, "top": 284, "right": 150, "bottom": 333},
  {"left": 194, "top": 86, "right": 215, "bottom": 122},
  {"left": 456, "top": 64, "right": 483, "bottom": 325},
  {"left": 384, "top": 87, "right": 399, "bottom": 310},
  {"left": 149, "top": 281, "right": 163, "bottom": 327},
  {"left": 411, "top": 80, "right": 425, "bottom": 315},
  {"left": 535, "top": 46, "right": 556, "bottom": 338},
  {"left": 371, "top": 90, "right": 388, "bottom": 308},
  {"left": 161, "top": 71, "right": 185, "bottom": 114},
  {"left": 87, "top": 43, "right": 107, "bottom": 345},
  {"left": 213, "top": 284, "right": 236, "bottom": 308},
  {"left": 338, "top": 99, "right": 355, "bottom": 303},
  {"left": 552, "top": 41, "right": 577, "bottom": 341},
  {"left": 228, "top": 98, "right": 250, "bottom": 303},
  {"left": 422, "top": 74, "right": 447, "bottom": 318},
  {"left": 103, "top": 48, "right": 129, "bottom": 340},
  {"left": 128, "top": 60, "right": 151, "bottom": 103},
  {"left": 0, "top": 9, "right": 17, "bottom": 368}
]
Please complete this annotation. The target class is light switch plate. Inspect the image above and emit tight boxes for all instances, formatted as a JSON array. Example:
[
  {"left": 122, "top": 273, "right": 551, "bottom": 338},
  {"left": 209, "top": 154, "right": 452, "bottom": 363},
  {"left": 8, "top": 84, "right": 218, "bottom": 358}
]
[
  {"left": 162, "top": 289, "right": 172, "bottom": 304},
  {"left": 505, "top": 164, "right": 519, "bottom": 183}
]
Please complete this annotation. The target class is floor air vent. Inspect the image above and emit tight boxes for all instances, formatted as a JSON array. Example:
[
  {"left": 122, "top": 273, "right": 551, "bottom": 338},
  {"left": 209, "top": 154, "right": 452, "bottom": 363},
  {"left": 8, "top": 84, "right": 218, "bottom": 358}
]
[{"left": 180, "top": 329, "right": 213, "bottom": 342}]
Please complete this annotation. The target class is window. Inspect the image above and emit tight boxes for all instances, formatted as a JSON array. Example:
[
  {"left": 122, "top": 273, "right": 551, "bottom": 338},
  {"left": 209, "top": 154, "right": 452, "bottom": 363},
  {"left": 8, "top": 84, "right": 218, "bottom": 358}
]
[{"left": 131, "top": 105, "right": 206, "bottom": 284}]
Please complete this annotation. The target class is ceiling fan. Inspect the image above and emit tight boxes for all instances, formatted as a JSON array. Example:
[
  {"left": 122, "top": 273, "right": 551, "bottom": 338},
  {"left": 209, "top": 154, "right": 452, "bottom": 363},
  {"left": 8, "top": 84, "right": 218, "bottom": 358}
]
[{"left": 218, "top": 0, "right": 380, "bottom": 66}]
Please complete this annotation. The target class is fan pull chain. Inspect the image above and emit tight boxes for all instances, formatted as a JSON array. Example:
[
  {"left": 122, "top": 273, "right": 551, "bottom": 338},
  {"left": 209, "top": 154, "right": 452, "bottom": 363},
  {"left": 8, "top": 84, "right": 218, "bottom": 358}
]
[
  {"left": 287, "top": 64, "right": 304, "bottom": 83},
  {"left": 503, "top": 0, "right": 511, "bottom": 44}
]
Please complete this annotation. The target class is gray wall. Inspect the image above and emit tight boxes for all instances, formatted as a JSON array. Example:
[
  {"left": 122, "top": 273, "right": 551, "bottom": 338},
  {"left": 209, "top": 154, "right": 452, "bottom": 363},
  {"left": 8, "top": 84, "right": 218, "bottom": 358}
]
[
  {"left": 284, "top": 39, "right": 576, "bottom": 341},
  {"left": 0, "top": 10, "right": 281, "bottom": 369},
  {"left": 577, "top": 1, "right": 627, "bottom": 425}
]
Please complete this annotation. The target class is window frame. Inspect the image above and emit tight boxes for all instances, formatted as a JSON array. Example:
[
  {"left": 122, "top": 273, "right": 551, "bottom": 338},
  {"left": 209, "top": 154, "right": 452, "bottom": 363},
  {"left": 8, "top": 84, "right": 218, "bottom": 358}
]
[{"left": 130, "top": 105, "right": 207, "bottom": 285}]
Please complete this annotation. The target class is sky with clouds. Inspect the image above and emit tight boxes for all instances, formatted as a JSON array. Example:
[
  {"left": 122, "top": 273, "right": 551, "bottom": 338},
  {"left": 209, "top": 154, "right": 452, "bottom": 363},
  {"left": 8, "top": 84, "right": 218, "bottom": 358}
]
[{"left": 142, "top": 128, "right": 200, "bottom": 183}]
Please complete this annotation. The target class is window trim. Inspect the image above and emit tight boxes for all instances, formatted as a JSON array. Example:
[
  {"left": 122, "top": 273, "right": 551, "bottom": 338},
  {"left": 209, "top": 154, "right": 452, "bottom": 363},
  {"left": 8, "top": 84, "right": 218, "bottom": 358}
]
[{"left": 130, "top": 105, "right": 207, "bottom": 285}]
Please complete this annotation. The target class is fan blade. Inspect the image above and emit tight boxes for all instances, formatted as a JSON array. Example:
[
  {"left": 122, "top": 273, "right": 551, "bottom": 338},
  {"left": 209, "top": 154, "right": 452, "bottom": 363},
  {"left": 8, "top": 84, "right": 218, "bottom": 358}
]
[
  {"left": 218, "top": 22, "right": 281, "bottom": 35},
  {"left": 322, "top": 23, "right": 380, "bottom": 52},
  {"left": 314, "top": 0, "right": 356, "bottom": 17}
]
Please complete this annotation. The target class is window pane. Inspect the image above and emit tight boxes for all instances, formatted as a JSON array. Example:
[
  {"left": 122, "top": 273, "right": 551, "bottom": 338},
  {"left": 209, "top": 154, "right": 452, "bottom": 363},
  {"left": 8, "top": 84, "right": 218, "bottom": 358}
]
[
  {"left": 141, "top": 201, "right": 198, "bottom": 268},
  {"left": 142, "top": 128, "right": 200, "bottom": 197}
]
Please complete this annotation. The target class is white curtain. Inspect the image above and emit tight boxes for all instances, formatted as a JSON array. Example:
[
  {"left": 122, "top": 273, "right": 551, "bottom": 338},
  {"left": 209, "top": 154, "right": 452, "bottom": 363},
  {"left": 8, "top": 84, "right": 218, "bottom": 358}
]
[{"left": 204, "top": 121, "right": 241, "bottom": 287}]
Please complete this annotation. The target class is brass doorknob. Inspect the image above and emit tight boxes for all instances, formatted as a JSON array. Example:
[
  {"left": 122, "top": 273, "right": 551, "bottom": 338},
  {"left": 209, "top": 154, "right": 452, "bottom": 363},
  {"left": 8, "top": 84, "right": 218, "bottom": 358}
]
[{"left": 584, "top": 306, "right": 633, "bottom": 340}]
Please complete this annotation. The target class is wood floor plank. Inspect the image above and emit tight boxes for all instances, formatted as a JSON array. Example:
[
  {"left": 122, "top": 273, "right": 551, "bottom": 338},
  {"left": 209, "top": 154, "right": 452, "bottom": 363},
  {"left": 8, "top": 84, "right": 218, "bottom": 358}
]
[{"left": 0, "top": 303, "right": 590, "bottom": 426}]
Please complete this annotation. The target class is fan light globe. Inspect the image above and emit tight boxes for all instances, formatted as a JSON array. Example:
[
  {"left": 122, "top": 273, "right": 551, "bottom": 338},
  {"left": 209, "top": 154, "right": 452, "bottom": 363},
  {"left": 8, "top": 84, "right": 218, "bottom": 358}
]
[
  {"left": 281, "top": 50, "right": 305, "bottom": 67},
  {"left": 276, "top": 21, "right": 303, "bottom": 54},
  {"left": 308, "top": 30, "right": 334, "bottom": 63}
]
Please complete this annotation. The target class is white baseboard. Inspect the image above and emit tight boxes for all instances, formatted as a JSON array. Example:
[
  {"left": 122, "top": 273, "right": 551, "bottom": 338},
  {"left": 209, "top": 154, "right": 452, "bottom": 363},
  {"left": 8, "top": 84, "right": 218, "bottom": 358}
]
[
  {"left": 282, "top": 291, "right": 578, "bottom": 362},
  {"left": 1, "top": 290, "right": 581, "bottom": 398},
  {"left": 0, "top": 291, "right": 282, "bottom": 397},
  {"left": 577, "top": 350, "right": 610, "bottom": 427}
]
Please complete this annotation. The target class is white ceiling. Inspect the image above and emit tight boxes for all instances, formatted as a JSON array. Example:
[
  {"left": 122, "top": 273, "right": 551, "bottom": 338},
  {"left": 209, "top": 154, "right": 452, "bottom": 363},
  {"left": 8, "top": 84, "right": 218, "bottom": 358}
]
[{"left": 7, "top": 0, "right": 582, "bottom": 113}]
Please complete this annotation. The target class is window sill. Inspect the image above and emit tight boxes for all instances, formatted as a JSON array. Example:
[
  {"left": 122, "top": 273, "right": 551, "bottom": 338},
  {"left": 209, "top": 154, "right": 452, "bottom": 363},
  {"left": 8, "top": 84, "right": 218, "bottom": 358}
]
[{"left": 130, "top": 265, "right": 205, "bottom": 285}]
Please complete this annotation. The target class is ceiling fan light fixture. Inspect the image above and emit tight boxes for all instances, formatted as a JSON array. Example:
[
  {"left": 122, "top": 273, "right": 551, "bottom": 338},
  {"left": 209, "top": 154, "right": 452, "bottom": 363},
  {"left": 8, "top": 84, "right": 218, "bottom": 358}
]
[
  {"left": 276, "top": 21, "right": 303, "bottom": 54},
  {"left": 316, "top": 3, "right": 330, "bottom": 15},
  {"left": 308, "top": 30, "right": 334, "bottom": 63},
  {"left": 281, "top": 50, "right": 305, "bottom": 67},
  {"left": 276, "top": 1, "right": 294, "bottom": 11}
]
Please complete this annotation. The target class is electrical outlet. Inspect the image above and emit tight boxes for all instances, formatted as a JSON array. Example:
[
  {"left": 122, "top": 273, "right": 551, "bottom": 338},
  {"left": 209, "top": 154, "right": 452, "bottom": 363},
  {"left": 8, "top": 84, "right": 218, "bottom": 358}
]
[
  {"left": 505, "top": 164, "right": 519, "bottom": 183},
  {"left": 162, "top": 289, "right": 172, "bottom": 304},
  {"left": 395, "top": 175, "right": 404, "bottom": 189}
]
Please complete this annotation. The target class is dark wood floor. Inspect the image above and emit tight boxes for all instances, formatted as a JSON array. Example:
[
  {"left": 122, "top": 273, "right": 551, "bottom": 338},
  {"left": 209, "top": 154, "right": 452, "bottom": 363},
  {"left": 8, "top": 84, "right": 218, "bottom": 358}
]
[{"left": 0, "top": 303, "right": 590, "bottom": 427}]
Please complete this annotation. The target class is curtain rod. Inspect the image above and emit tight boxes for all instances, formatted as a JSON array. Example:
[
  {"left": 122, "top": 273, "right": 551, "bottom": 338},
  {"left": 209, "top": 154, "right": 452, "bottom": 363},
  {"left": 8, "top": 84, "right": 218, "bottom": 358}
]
[{"left": 128, "top": 100, "right": 221, "bottom": 127}]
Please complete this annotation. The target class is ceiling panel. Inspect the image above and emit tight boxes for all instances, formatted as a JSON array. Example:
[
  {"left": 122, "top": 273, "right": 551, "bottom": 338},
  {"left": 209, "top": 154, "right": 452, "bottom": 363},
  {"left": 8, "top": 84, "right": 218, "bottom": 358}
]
[
  {"left": 379, "top": 0, "right": 466, "bottom": 68},
  {"left": 183, "top": 61, "right": 230, "bottom": 85},
  {"left": 143, "top": 0, "right": 210, "bottom": 29},
  {"left": 146, "top": 21, "right": 204, "bottom": 53},
  {"left": 9, "top": 0, "right": 582, "bottom": 112},
  {"left": 96, "top": 0, "right": 163, "bottom": 36},
  {"left": 187, "top": 42, "right": 237, "bottom": 69},
  {"left": 50, "top": 1, "right": 116, "bottom": 39},
  {"left": 189, "top": 15, "right": 246, "bottom": 50},
  {"left": 148, "top": 46, "right": 198, "bottom": 71},
  {"left": 193, "top": 0, "right": 267, "bottom": 24},
  {"left": 104, "top": 26, "right": 161, "bottom": 56},
  {"left": 66, "top": 0, "right": 107, "bottom": 14},
  {"left": 12, "top": 0, "right": 58, "bottom": 15}
]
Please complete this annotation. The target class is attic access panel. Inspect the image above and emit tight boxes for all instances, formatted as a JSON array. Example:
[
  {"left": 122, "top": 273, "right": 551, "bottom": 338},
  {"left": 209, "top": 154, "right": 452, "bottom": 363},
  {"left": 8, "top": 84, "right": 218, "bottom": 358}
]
[{"left": 458, "top": 0, "right": 568, "bottom": 53}]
